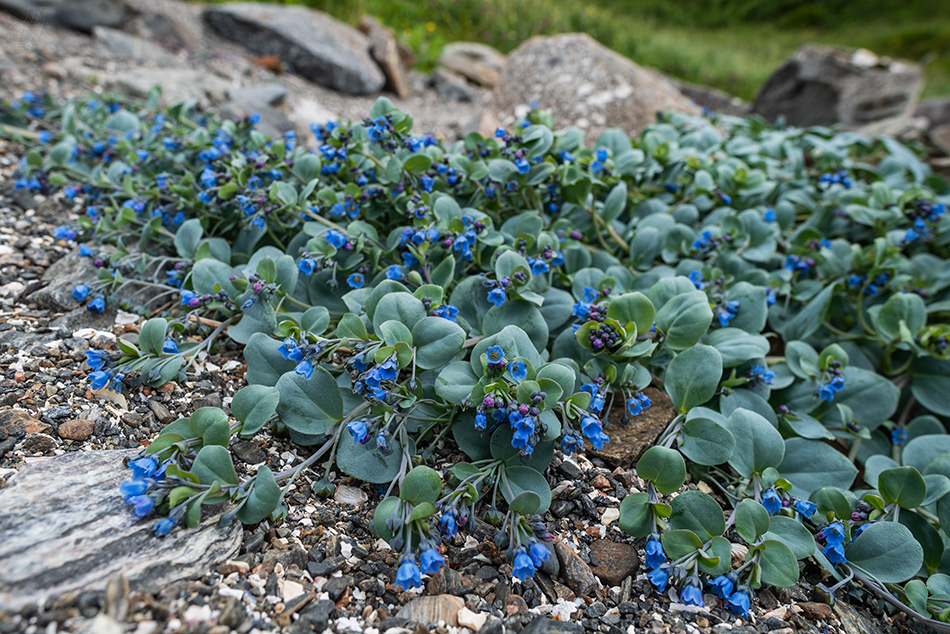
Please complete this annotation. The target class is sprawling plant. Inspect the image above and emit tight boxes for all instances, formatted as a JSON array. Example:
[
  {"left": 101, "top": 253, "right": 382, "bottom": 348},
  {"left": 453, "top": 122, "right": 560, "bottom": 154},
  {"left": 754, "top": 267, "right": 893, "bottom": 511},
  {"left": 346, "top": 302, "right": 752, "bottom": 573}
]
[{"left": 6, "top": 87, "right": 950, "bottom": 628}]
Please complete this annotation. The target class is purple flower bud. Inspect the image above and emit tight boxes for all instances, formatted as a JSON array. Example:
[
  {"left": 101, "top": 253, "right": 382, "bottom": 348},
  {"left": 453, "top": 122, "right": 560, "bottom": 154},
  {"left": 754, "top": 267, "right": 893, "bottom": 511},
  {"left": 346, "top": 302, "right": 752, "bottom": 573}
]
[{"left": 252, "top": 282, "right": 263, "bottom": 292}]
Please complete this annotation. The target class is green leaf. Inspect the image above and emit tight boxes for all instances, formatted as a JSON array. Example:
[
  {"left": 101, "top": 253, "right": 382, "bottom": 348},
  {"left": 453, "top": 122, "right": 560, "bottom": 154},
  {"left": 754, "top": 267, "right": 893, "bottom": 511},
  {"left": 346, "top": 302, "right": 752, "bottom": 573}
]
[
  {"left": 435, "top": 361, "right": 479, "bottom": 405},
  {"left": 770, "top": 282, "right": 836, "bottom": 341},
  {"left": 503, "top": 465, "right": 552, "bottom": 513},
  {"left": 452, "top": 411, "right": 492, "bottom": 461},
  {"left": 758, "top": 540, "right": 800, "bottom": 587},
  {"left": 669, "top": 490, "right": 725, "bottom": 542},
  {"left": 872, "top": 292, "right": 926, "bottom": 341},
  {"left": 704, "top": 328, "right": 770, "bottom": 368},
  {"left": 232, "top": 384, "right": 279, "bottom": 438},
  {"left": 605, "top": 292, "right": 655, "bottom": 335},
  {"left": 811, "top": 487, "right": 853, "bottom": 520},
  {"left": 664, "top": 345, "right": 723, "bottom": 413},
  {"left": 637, "top": 446, "right": 686, "bottom": 494},
  {"left": 373, "top": 497, "right": 401, "bottom": 541},
  {"left": 602, "top": 182, "right": 628, "bottom": 222},
  {"left": 660, "top": 529, "right": 703, "bottom": 560},
  {"left": 778, "top": 438, "right": 858, "bottom": 498},
  {"left": 412, "top": 316, "right": 466, "bottom": 370},
  {"left": 902, "top": 434, "right": 950, "bottom": 473},
  {"left": 372, "top": 292, "right": 427, "bottom": 332},
  {"left": 845, "top": 521, "right": 924, "bottom": 583},
  {"left": 680, "top": 412, "right": 736, "bottom": 466},
  {"left": 509, "top": 491, "right": 542, "bottom": 515},
  {"left": 878, "top": 466, "right": 927, "bottom": 508},
  {"left": 911, "top": 358, "right": 950, "bottom": 416},
  {"left": 827, "top": 367, "right": 900, "bottom": 431},
  {"left": 482, "top": 300, "right": 549, "bottom": 354},
  {"left": 400, "top": 466, "right": 443, "bottom": 505},
  {"left": 619, "top": 493, "right": 652, "bottom": 538},
  {"left": 337, "top": 433, "right": 403, "bottom": 483},
  {"left": 139, "top": 317, "right": 168, "bottom": 355},
  {"left": 190, "top": 445, "right": 239, "bottom": 485},
  {"left": 275, "top": 367, "right": 343, "bottom": 436},
  {"left": 229, "top": 298, "right": 277, "bottom": 345},
  {"left": 236, "top": 466, "right": 283, "bottom": 524},
  {"left": 470, "top": 325, "right": 541, "bottom": 374},
  {"left": 725, "top": 408, "right": 785, "bottom": 478},
  {"left": 244, "top": 333, "right": 296, "bottom": 386},
  {"left": 762, "top": 515, "right": 816, "bottom": 560},
  {"left": 174, "top": 218, "right": 203, "bottom": 258},
  {"left": 188, "top": 407, "right": 231, "bottom": 447},
  {"left": 655, "top": 290, "right": 713, "bottom": 350},
  {"left": 735, "top": 498, "right": 770, "bottom": 543}
]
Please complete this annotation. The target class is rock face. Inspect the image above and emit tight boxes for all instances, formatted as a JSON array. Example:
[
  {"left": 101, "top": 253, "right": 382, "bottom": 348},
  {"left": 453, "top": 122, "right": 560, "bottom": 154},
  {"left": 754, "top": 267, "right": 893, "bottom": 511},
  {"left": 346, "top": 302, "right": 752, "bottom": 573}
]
[
  {"left": 586, "top": 387, "right": 674, "bottom": 467},
  {"left": 359, "top": 15, "right": 412, "bottom": 98},
  {"left": 0, "top": 0, "right": 125, "bottom": 32},
  {"left": 0, "top": 449, "right": 242, "bottom": 611},
  {"left": 480, "top": 33, "right": 700, "bottom": 142},
  {"left": 202, "top": 3, "right": 385, "bottom": 96},
  {"left": 439, "top": 42, "right": 506, "bottom": 88},
  {"left": 752, "top": 45, "right": 923, "bottom": 129},
  {"left": 93, "top": 26, "right": 179, "bottom": 66}
]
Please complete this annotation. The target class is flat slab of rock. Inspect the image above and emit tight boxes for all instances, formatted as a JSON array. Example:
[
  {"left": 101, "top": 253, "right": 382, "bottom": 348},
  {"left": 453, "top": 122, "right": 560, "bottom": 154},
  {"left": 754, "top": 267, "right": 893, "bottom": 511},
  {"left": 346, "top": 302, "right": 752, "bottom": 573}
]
[
  {"left": 396, "top": 594, "right": 465, "bottom": 627},
  {"left": 202, "top": 3, "right": 384, "bottom": 96},
  {"left": 360, "top": 15, "right": 411, "bottom": 98},
  {"left": 93, "top": 26, "right": 179, "bottom": 66},
  {"left": 0, "top": 0, "right": 125, "bottom": 32},
  {"left": 480, "top": 33, "right": 700, "bottom": 143},
  {"left": 586, "top": 387, "right": 674, "bottom": 468},
  {"left": 752, "top": 45, "right": 923, "bottom": 128},
  {"left": 0, "top": 449, "right": 242, "bottom": 611},
  {"left": 439, "top": 41, "right": 505, "bottom": 88}
]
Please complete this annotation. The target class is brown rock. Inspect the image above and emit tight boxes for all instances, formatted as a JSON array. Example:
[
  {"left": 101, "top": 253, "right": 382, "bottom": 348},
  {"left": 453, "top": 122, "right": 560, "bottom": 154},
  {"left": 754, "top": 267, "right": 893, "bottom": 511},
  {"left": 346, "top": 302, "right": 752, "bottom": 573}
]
[
  {"left": 359, "top": 16, "right": 411, "bottom": 98},
  {"left": 0, "top": 409, "right": 52, "bottom": 436},
  {"left": 587, "top": 387, "right": 674, "bottom": 467},
  {"left": 589, "top": 539, "right": 639, "bottom": 587},
  {"left": 439, "top": 41, "right": 505, "bottom": 88},
  {"left": 253, "top": 55, "right": 283, "bottom": 73},
  {"left": 20, "top": 434, "right": 57, "bottom": 453},
  {"left": 58, "top": 419, "right": 95, "bottom": 441},
  {"left": 396, "top": 594, "right": 464, "bottom": 627},
  {"left": 505, "top": 594, "right": 528, "bottom": 616},
  {"left": 148, "top": 401, "right": 175, "bottom": 424},
  {"left": 591, "top": 474, "right": 611, "bottom": 489},
  {"left": 798, "top": 602, "right": 833, "bottom": 620},
  {"left": 930, "top": 124, "right": 950, "bottom": 157},
  {"left": 480, "top": 33, "right": 700, "bottom": 143},
  {"left": 425, "top": 566, "right": 476, "bottom": 596},
  {"left": 554, "top": 540, "right": 597, "bottom": 596}
]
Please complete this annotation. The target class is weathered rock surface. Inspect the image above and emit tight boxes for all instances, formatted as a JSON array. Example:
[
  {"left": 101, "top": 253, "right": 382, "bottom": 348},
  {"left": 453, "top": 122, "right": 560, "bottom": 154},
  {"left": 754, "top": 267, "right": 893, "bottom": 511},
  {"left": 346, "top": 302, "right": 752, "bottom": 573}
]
[
  {"left": 93, "top": 26, "right": 179, "bottom": 66},
  {"left": 396, "top": 594, "right": 465, "bottom": 626},
  {"left": 480, "top": 33, "right": 700, "bottom": 142},
  {"left": 752, "top": 45, "right": 923, "bottom": 129},
  {"left": 221, "top": 82, "right": 293, "bottom": 138},
  {"left": 428, "top": 67, "right": 474, "bottom": 102},
  {"left": 589, "top": 539, "right": 639, "bottom": 587},
  {"left": 0, "top": 0, "right": 125, "bottom": 32},
  {"left": 359, "top": 15, "right": 411, "bottom": 98},
  {"left": 0, "top": 449, "right": 242, "bottom": 610},
  {"left": 104, "top": 67, "right": 230, "bottom": 107},
  {"left": 439, "top": 41, "right": 506, "bottom": 88},
  {"left": 587, "top": 387, "right": 674, "bottom": 467},
  {"left": 554, "top": 540, "right": 597, "bottom": 596},
  {"left": 202, "top": 3, "right": 385, "bottom": 96},
  {"left": 674, "top": 79, "right": 750, "bottom": 117}
]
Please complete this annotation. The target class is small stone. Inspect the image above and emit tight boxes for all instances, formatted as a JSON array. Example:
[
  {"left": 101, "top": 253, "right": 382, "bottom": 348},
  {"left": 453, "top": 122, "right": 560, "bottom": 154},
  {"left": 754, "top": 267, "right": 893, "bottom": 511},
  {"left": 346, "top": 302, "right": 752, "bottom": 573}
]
[
  {"left": 591, "top": 475, "right": 611, "bottom": 489},
  {"left": 334, "top": 484, "right": 367, "bottom": 506},
  {"left": 425, "top": 566, "right": 476, "bottom": 596},
  {"left": 396, "top": 594, "right": 464, "bottom": 627},
  {"left": 148, "top": 401, "right": 174, "bottom": 424},
  {"left": 439, "top": 41, "right": 506, "bottom": 87},
  {"left": 20, "top": 434, "right": 57, "bottom": 453},
  {"left": 0, "top": 409, "right": 51, "bottom": 436},
  {"left": 505, "top": 594, "right": 528, "bottom": 616},
  {"left": 307, "top": 555, "right": 345, "bottom": 577},
  {"left": 798, "top": 602, "right": 833, "bottom": 620},
  {"left": 589, "top": 540, "right": 638, "bottom": 587},
  {"left": 554, "top": 540, "right": 597, "bottom": 596},
  {"left": 232, "top": 440, "right": 267, "bottom": 464},
  {"left": 457, "top": 606, "right": 487, "bottom": 631},
  {"left": 427, "top": 68, "right": 473, "bottom": 102},
  {"left": 601, "top": 508, "right": 620, "bottom": 526},
  {"left": 58, "top": 419, "right": 95, "bottom": 441},
  {"left": 324, "top": 575, "right": 349, "bottom": 601},
  {"left": 280, "top": 579, "right": 304, "bottom": 602}
]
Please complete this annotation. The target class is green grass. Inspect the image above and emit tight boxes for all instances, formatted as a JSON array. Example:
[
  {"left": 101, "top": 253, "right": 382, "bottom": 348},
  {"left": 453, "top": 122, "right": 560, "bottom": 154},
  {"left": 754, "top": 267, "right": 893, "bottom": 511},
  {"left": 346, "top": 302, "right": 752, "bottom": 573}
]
[{"left": 208, "top": 0, "right": 950, "bottom": 100}]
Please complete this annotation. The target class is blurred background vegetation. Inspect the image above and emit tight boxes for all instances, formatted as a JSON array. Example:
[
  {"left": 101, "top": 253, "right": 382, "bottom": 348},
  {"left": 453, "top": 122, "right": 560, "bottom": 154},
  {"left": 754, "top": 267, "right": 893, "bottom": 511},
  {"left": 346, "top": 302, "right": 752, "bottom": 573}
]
[{"left": 208, "top": 0, "right": 950, "bottom": 100}]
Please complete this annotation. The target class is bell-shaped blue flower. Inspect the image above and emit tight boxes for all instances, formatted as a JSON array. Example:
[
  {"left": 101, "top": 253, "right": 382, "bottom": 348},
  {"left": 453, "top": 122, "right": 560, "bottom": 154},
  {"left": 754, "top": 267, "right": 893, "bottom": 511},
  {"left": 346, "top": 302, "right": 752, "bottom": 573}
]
[
  {"left": 86, "top": 349, "right": 107, "bottom": 370},
  {"left": 120, "top": 479, "right": 149, "bottom": 502},
  {"left": 88, "top": 297, "right": 105, "bottom": 313},
  {"left": 162, "top": 338, "right": 178, "bottom": 354},
  {"left": 509, "top": 360, "right": 527, "bottom": 382},
  {"left": 647, "top": 566, "right": 669, "bottom": 592},
  {"left": 294, "top": 359, "right": 314, "bottom": 380},
  {"left": 129, "top": 494, "right": 154, "bottom": 517},
  {"left": 486, "top": 345, "right": 505, "bottom": 364},
  {"left": 395, "top": 559, "right": 423, "bottom": 589},
  {"left": 72, "top": 284, "right": 90, "bottom": 302},
  {"left": 440, "top": 512, "right": 458, "bottom": 538},
  {"left": 761, "top": 489, "right": 782, "bottom": 515},
  {"left": 680, "top": 579, "right": 704, "bottom": 607},
  {"left": 420, "top": 548, "right": 446, "bottom": 574},
  {"left": 708, "top": 574, "right": 735, "bottom": 599},
  {"left": 153, "top": 517, "right": 176, "bottom": 536},
  {"left": 644, "top": 537, "right": 665, "bottom": 570},
  {"left": 512, "top": 549, "right": 536, "bottom": 581},
  {"left": 528, "top": 541, "right": 550, "bottom": 567},
  {"left": 487, "top": 288, "right": 506, "bottom": 306},
  {"left": 727, "top": 588, "right": 751, "bottom": 618}
]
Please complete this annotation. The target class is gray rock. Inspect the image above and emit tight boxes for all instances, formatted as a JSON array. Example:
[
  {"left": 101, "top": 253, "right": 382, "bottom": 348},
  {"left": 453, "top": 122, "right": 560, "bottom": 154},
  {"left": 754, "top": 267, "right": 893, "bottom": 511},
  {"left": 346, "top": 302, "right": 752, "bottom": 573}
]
[
  {"left": 428, "top": 67, "right": 473, "bottom": 102},
  {"left": 32, "top": 250, "right": 99, "bottom": 312},
  {"left": 0, "top": 449, "right": 242, "bottom": 610},
  {"left": 359, "top": 15, "right": 411, "bottom": 98},
  {"left": 93, "top": 26, "right": 179, "bottom": 66},
  {"left": 479, "top": 33, "right": 700, "bottom": 143},
  {"left": 674, "top": 80, "right": 750, "bottom": 117},
  {"left": 440, "top": 42, "right": 506, "bottom": 88},
  {"left": 228, "top": 82, "right": 288, "bottom": 108},
  {"left": 0, "top": 0, "right": 125, "bottom": 32},
  {"left": 103, "top": 67, "right": 230, "bottom": 108},
  {"left": 396, "top": 594, "right": 465, "bottom": 627},
  {"left": 221, "top": 82, "right": 293, "bottom": 138},
  {"left": 752, "top": 45, "right": 923, "bottom": 129},
  {"left": 519, "top": 617, "right": 585, "bottom": 633},
  {"left": 554, "top": 540, "right": 597, "bottom": 596},
  {"left": 916, "top": 97, "right": 950, "bottom": 128},
  {"left": 202, "top": 3, "right": 385, "bottom": 95}
]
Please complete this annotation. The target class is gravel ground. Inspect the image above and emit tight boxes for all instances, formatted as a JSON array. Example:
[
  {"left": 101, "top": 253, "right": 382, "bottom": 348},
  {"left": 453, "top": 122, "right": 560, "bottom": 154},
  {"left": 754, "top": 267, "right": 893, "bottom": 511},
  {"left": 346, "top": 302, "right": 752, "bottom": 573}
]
[{"left": 0, "top": 4, "right": 932, "bottom": 633}]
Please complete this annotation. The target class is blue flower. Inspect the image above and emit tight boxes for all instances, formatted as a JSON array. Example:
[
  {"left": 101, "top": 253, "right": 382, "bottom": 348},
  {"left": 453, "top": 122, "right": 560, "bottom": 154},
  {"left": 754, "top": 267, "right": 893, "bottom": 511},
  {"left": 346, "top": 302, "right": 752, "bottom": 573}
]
[
  {"left": 764, "top": 208, "right": 777, "bottom": 222},
  {"left": 162, "top": 338, "right": 178, "bottom": 354},
  {"left": 395, "top": 559, "right": 423, "bottom": 589},
  {"left": 647, "top": 566, "right": 669, "bottom": 592},
  {"left": 295, "top": 359, "right": 314, "bottom": 380},
  {"left": 514, "top": 158, "right": 530, "bottom": 175},
  {"left": 688, "top": 270, "right": 706, "bottom": 289},
  {"left": 72, "top": 284, "right": 90, "bottom": 302},
  {"left": 892, "top": 428, "right": 907, "bottom": 445},
  {"left": 561, "top": 434, "right": 584, "bottom": 455},
  {"left": 487, "top": 288, "right": 506, "bottom": 306},
  {"left": 727, "top": 589, "right": 751, "bottom": 618},
  {"left": 708, "top": 574, "right": 735, "bottom": 599},
  {"left": 278, "top": 338, "right": 303, "bottom": 361},
  {"left": 475, "top": 411, "right": 487, "bottom": 431},
  {"left": 824, "top": 521, "right": 846, "bottom": 546},
  {"left": 128, "top": 456, "right": 158, "bottom": 479},
  {"left": 509, "top": 360, "right": 527, "bottom": 382},
  {"left": 153, "top": 517, "right": 176, "bottom": 536},
  {"left": 680, "top": 580, "right": 704, "bottom": 607},
  {"left": 88, "top": 297, "right": 105, "bottom": 313},
  {"left": 645, "top": 537, "right": 665, "bottom": 569},
  {"left": 528, "top": 542, "right": 550, "bottom": 567},
  {"left": 580, "top": 415, "right": 609, "bottom": 450},
  {"left": 347, "top": 419, "right": 369, "bottom": 443},
  {"left": 89, "top": 370, "right": 111, "bottom": 390},
  {"left": 385, "top": 265, "right": 403, "bottom": 280},
  {"left": 530, "top": 258, "right": 549, "bottom": 276},
  {"left": 440, "top": 512, "right": 458, "bottom": 538},
  {"left": 793, "top": 499, "right": 817, "bottom": 518},
  {"left": 749, "top": 364, "right": 775, "bottom": 386},
  {"left": 761, "top": 489, "right": 782, "bottom": 515},
  {"left": 298, "top": 258, "right": 316, "bottom": 276},
  {"left": 494, "top": 127, "right": 507, "bottom": 138},
  {"left": 129, "top": 494, "right": 154, "bottom": 517},
  {"left": 200, "top": 168, "right": 216, "bottom": 189},
  {"left": 53, "top": 225, "right": 77, "bottom": 241},
  {"left": 596, "top": 149, "right": 608, "bottom": 162},
  {"left": 347, "top": 273, "right": 365, "bottom": 289},
  {"left": 79, "top": 244, "right": 94, "bottom": 257},
  {"left": 325, "top": 230, "right": 347, "bottom": 248},
  {"left": 86, "top": 349, "right": 107, "bottom": 370},
  {"left": 512, "top": 549, "right": 536, "bottom": 581},
  {"left": 421, "top": 175, "right": 434, "bottom": 192},
  {"left": 420, "top": 548, "right": 446, "bottom": 575},
  {"left": 823, "top": 542, "right": 846, "bottom": 564},
  {"left": 120, "top": 479, "right": 149, "bottom": 501}
]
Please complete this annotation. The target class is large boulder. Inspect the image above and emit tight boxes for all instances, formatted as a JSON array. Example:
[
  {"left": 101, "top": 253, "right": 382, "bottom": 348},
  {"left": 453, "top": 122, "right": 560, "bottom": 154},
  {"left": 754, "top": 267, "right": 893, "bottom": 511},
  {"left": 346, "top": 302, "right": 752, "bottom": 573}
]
[
  {"left": 359, "top": 15, "right": 412, "bottom": 98},
  {"left": 439, "top": 41, "right": 506, "bottom": 88},
  {"left": 0, "top": 0, "right": 125, "bottom": 32},
  {"left": 202, "top": 3, "right": 385, "bottom": 96},
  {"left": 0, "top": 450, "right": 242, "bottom": 611},
  {"left": 479, "top": 33, "right": 700, "bottom": 142},
  {"left": 752, "top": 45, "right": 923, "bottom": 129}
]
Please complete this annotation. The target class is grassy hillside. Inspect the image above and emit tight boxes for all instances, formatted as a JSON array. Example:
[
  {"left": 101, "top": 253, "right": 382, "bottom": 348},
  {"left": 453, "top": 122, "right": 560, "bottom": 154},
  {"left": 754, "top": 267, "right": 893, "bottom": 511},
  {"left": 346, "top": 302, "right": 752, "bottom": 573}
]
[{"left": 207, "top": 0, "right": 950, "bottom": 100}]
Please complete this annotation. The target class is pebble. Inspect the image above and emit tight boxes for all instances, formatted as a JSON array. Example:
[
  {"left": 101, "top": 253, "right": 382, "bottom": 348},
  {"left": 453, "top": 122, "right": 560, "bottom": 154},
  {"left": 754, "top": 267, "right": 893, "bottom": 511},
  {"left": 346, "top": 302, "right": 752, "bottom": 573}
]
[
  {"left": 589, "top": 539, "right": 639, "bottom": 587},
  {"left": 58, "top": 418, "right": 95, "bottom": 441}
]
